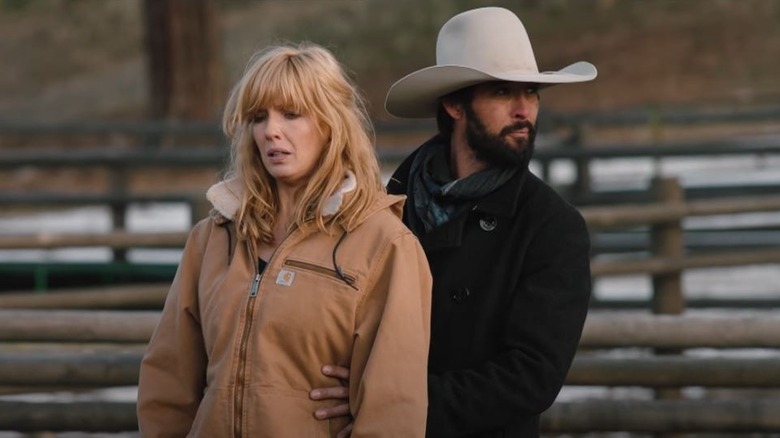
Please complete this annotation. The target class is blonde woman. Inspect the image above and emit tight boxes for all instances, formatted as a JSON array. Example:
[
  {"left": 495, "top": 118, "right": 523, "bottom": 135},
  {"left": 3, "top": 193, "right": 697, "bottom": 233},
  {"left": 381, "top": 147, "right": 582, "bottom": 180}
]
[{"left": 137, "top": 43, "right": 432, "bottom": 437}]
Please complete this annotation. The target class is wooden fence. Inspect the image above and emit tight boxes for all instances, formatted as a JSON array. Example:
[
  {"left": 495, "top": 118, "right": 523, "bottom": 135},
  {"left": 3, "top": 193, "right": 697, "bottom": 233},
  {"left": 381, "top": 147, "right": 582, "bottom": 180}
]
[
  {"left": 2, "top": 107, "right": 780, "bottom": 433},
  {"left": 1, "top": 310, "right": 780, "bottom": 432},
  {"left": 2, "top": 136, "right": 779, "bottom": 254},
  {"left": 3, "top": 176, "right": 780, "bottom": 301},
  {"left": 2, "top": 179, "right": 780, "bottom": 433}
]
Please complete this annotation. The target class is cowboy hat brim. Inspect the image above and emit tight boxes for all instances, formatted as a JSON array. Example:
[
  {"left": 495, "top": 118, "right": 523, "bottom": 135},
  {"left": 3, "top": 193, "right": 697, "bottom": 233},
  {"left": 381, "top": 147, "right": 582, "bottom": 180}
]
[{"left": 385, "top": 61, "right": 597, "bottom": 118}]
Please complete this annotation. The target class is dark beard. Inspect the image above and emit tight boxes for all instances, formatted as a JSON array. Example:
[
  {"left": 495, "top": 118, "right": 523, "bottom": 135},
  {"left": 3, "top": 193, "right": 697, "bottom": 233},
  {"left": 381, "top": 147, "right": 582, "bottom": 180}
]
[{"left": 463, "top": 104, "right": 536, "bottom": 170}]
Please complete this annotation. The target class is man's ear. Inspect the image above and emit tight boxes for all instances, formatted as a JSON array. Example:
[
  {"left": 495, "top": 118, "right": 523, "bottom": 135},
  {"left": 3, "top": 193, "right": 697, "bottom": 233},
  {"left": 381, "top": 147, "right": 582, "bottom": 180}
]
[{"left": 442, "top": 100, "right": 464, "bottom": 120}]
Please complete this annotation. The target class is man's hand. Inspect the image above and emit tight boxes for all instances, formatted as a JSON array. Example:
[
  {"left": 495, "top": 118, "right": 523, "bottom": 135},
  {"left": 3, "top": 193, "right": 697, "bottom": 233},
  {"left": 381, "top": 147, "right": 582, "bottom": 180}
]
[{"left": 311, "top": 365, "right": 352, "bottom": 437}]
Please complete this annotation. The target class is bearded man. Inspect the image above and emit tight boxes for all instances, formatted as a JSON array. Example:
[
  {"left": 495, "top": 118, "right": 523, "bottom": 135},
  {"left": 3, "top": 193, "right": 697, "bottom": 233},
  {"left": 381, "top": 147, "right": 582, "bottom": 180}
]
[{"left": 312, "top": 7, "right": 596, "bottom": 437}]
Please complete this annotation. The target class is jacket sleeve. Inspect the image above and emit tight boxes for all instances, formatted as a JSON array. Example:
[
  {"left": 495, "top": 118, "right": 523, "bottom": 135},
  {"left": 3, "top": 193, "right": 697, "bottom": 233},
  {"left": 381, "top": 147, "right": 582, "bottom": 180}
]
[
  {"left": 137, "top": 221, "right": 211, "bottom": 437},
  {"left": 426, "top": 209, "right": 592, "bottom": 437},
  {"left": 349, "top": 231, "right": 433, "bottom": 437}
]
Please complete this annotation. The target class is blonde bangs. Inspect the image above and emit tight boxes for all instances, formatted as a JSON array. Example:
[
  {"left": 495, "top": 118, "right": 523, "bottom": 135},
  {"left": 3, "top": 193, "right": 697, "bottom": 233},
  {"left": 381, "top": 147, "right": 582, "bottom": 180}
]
[{"left": 236, "top": 50, "right": 321, "bottom": 127}]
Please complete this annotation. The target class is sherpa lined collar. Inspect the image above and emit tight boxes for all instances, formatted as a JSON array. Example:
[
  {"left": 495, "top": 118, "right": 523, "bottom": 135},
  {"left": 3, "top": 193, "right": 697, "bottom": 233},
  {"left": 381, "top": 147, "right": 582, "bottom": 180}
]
[{"left": 206, "top": 171, "right": 357, "bottom": 222}]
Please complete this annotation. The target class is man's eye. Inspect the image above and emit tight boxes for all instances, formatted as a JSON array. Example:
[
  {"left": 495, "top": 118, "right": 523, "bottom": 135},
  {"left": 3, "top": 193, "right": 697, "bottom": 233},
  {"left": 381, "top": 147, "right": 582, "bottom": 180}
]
[
  {"left": 495, "top": 87, "right": 510, "bottom": 96},
  {"left": 525, "top": 87, "right": 540, "bottom": 96}
]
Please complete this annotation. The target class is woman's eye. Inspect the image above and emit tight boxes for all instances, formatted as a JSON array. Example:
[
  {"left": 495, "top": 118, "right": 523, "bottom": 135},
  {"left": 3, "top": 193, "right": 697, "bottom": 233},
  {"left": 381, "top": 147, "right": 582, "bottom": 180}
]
[
  {"left": 252, "top": 112, "right": 267, "bottom": 122},
  {"left": 283, "top": 111, "right": 299, "bottom": 119}
]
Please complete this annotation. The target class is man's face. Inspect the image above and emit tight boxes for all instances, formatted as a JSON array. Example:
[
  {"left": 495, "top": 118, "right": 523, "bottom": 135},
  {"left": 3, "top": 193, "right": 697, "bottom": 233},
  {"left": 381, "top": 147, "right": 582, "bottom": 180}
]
[{"left": 463, "top": 81, "right": 539, "bottom": 168}]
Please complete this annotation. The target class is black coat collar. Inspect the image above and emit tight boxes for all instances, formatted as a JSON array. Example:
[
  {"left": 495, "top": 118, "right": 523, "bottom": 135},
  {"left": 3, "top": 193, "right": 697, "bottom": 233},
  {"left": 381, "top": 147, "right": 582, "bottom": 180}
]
[{"left": 388, "top": 142, "right": 531, "bottom": 250}]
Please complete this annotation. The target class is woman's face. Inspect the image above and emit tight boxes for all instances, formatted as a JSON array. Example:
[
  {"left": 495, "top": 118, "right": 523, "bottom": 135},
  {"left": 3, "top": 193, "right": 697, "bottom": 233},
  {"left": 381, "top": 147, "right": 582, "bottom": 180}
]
[{"left": 252, "top": 107, "right": 328, "bottom": 190}]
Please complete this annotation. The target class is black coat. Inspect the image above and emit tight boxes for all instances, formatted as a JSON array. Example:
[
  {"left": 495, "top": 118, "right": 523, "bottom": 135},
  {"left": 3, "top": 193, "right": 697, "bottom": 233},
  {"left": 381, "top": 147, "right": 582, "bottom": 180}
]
[{"left": 387, "top": 145, "right": 592, "bottom": 438}]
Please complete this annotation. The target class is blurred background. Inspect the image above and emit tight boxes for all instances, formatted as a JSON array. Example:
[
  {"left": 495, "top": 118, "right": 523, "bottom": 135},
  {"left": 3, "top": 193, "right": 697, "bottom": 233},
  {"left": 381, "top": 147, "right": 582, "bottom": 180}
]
[
  {"left": 3, "top": 0, "right": 780, "bottom": 122},
  {"left": 2, "top": 0, "right": 780, "bottom": 436}
]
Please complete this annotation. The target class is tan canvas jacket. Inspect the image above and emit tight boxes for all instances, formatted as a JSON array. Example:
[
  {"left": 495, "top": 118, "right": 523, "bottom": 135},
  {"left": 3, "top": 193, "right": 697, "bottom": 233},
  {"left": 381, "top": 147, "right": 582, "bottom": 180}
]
[{"left": 138, "top": 179, "right": 432, "bottom": 437}]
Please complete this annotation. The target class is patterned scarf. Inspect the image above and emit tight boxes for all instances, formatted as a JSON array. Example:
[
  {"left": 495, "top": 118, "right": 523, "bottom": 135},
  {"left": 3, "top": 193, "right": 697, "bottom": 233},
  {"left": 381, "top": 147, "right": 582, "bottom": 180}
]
[{"left": 408, "top": 136, "right": 517, "bottom": 234}]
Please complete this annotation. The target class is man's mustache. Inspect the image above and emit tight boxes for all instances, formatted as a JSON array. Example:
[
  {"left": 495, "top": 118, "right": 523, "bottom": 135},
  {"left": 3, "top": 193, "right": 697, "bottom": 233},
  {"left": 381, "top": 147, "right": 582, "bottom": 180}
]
[{"left": 499, "top": 121, "right": 535, "bottom": 137}]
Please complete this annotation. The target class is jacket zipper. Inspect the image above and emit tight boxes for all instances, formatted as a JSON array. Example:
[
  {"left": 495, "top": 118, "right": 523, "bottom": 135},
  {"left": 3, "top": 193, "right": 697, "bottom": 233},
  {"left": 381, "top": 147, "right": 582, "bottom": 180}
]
[
  {"left": 284, "top": 258, "right": 356, "bottom": 284},
  {"left": 234, "top": 241, "right": 261, "bottom": 438},
  {"left": 233, "top": 234, "right": 295, "bottom": 437}
]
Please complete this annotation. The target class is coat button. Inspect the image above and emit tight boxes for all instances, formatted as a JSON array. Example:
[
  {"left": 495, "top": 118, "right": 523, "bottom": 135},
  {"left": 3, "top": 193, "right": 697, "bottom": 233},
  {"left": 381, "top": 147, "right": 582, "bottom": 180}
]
[
  {"left": 451, "top": 287, "right": 471, "bottom": 303},
  {"left": 480, "top": 216, "right": 497, "bottom": 232}
]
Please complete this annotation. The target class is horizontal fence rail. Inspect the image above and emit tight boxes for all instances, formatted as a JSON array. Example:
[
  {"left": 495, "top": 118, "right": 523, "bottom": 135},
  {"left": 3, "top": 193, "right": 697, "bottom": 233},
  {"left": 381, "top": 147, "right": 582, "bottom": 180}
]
[
  {"left": 0, "top": 351, "right": 143, "bottom": 387},
  {"left": 581, "top": 313, "right": 780, "bottom": 348},
  {"left": 9, "top": 281, "right": 775, "bottom": 312},
  {"left": 2, "top": 137, "right": 779, "bottom": 167},
  {"left": 567, "top": 356, "right": 780, "bottom": 387},
  {"left": 591, "top": 248, "right": 780, "bottom": 276},
  {"left": 538, "top": 136, "right": 780, "bottom": 159},
  {"left": 541, "top": 399, "right": 780, "bottom": 433},
  {"left": 3, "top": 350, "right": 780, "bottom": 388},
  {"left": 0, "top": 231, "right": 189, "bottom": 250},
  {"left": 581, "top": 195, "right": 780, "bottom": 229},
  {"left": 4, "top": 310, "right": 780, "bottom": 348},
  {"left": 0, "top": 401, "right": 139, "bottom": 432},
  {"left": 548, "top": 104, "right": 780, "bottom": 127},
  {"left": 589, "top": 297, "right": 780, "bottom": 310},
  {"left": 12, "top": 283, "right": 779, "bottom": 311},
  {"left": 0, "top": 284, "right": 169, "bottom": 309},
  {"left": 0, "top": 192, "right": 201, "bottom": 207},
  {"left": 0, "top": 310, "right": 159, "bottom": 343},
  {"left": 591, "top": 227, "right": 780, "bottom": 254},
  {"left": 0, "top": 119, "right": 437, "bottom": 138},
  {"left": 4, "top": 351, "right": 780, "bottom": 389},
  {"left": 0, "top": 120, "right": 223, "bottom": 137},
  {"left": 2, "top": 104, "right": 779, "bottom": 137},
  {"left": 2, "top": 398, "right": 780, "bottom": 433}
]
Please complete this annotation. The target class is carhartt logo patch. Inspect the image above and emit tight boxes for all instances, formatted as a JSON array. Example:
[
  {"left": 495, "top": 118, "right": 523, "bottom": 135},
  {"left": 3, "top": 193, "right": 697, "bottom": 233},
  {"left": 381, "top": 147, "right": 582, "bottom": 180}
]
[{"left": 276, "top": 269, "right": 295, "bottom": 286}]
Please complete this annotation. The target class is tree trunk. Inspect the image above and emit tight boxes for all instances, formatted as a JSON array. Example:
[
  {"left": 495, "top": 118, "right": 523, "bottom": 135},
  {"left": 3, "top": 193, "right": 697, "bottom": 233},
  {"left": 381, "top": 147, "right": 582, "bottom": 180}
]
[{"left": 143, "top": 0, "right": 223, "bottom": 122}]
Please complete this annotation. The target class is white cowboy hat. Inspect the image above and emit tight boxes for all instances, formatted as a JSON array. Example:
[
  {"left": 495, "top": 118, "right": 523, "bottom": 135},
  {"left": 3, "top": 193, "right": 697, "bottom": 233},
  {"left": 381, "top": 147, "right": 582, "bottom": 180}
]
[{"left": 385, "top": 7, "right": 597, "bottom": 118}]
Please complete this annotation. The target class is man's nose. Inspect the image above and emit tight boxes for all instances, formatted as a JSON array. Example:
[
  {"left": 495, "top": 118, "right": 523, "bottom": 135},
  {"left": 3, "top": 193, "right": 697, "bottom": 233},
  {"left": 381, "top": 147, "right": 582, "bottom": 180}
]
[{"left": 511, "top": 96, "right": 532, "bottom": 120}]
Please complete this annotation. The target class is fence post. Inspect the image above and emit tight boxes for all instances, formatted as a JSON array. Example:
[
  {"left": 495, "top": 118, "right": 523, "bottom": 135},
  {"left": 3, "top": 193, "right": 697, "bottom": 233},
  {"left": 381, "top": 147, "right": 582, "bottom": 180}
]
[
  {"left": 649, "top": 176, "right": 686, "bottom": 407},
  {"left": 650, "top": 178, "right": 685, "bottom": 314},
  {"left": 108, "top": 165, "right": 128, "bottom": 262},
  {"left": 650, "top": 177, "right": 685, "bottom": 314},
  {"left": 567, "top": 125, "right": 591, "bottom": 202}
]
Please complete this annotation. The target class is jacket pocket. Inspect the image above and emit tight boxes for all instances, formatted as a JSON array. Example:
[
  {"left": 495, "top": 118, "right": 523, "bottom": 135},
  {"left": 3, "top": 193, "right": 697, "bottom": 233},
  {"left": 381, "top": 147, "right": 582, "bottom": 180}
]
[{"left": 284, "top": 258, "right": 356, "bottom": 287}]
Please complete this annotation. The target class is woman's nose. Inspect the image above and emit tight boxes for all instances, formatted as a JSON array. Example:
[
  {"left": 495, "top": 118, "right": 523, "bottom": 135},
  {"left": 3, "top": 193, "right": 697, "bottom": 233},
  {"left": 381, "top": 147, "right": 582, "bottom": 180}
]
[{"left": 264, "top": 113, "right": 282, "bottom": 139}]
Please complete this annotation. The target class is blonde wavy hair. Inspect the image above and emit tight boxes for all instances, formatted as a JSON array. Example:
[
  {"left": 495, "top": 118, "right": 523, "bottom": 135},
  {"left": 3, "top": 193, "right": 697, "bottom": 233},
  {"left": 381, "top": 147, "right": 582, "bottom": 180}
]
[{"left": 222, "top": 43, "right": 383, "bottom": 247}]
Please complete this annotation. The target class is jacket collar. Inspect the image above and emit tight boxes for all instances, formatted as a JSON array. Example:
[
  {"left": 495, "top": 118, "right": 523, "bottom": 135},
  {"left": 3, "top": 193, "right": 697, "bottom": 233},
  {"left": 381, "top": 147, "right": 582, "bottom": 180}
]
[
  {"left": 206, "top": 171, "right": 405, "bottom": 230},
  {"left": 391, "top": 141, "right": 530, "bottom": 219},
  {"left": 390, "top": 141, "right": 531, "bottom": 251}
]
